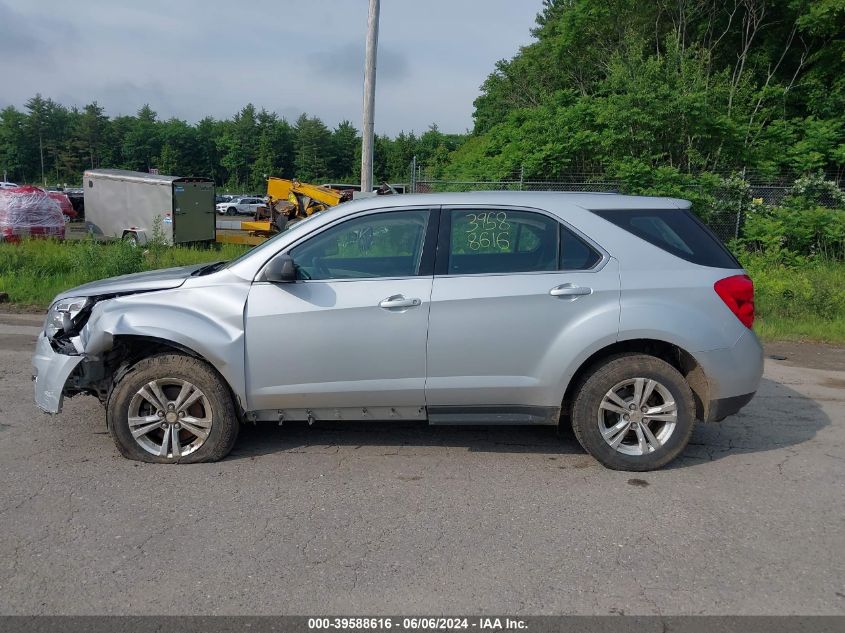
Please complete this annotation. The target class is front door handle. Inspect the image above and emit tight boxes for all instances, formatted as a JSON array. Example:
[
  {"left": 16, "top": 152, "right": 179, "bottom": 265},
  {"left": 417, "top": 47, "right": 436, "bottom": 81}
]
[
  {"left": 550, "top": 283, "right": 592, "bottom": 298},
  {"left": 379, "top": 295, "right": 421, "bottom": 309}
]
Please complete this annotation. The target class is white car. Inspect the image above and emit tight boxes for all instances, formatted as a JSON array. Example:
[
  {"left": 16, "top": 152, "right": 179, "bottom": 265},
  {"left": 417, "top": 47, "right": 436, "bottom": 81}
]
[
  {"left": 216, "top": 196, "right": 265, "bottom": 216},
  {"left": 0, "top": 182, "right": 19, "bottom": 190}
]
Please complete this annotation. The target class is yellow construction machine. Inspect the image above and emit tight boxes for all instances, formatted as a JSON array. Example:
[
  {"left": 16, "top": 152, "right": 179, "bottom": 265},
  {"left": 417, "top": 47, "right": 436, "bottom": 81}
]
[
  {"left": 216, "top": 178, "right": 353, "bottom": 245},
  {"left": 249, "top": 178, "right": 353, "bottom": 233},
  {"left": 215, "top": 178, "right": 402, "bottom": 246}
]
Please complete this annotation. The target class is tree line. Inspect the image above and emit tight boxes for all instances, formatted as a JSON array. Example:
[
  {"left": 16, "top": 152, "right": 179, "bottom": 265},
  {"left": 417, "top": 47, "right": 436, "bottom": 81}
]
[
  {"left": 3, "top": 1, "right": 845, "bottom": 195},
  {"left": 0, "top": 96, "right": 465, "bottom": 191},
  {"left": 444, "top": 0, "right": 845, "bottom": 190}
]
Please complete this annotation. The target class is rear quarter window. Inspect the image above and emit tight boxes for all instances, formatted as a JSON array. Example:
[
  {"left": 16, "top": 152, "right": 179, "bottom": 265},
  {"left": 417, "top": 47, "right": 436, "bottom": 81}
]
[{"left": 592, "top": 209, "right": 740, "bottom": 269}]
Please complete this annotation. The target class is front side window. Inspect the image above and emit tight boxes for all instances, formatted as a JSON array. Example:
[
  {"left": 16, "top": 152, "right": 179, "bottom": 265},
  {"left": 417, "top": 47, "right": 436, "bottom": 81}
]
[
  {"left": 446, "top": 209, "right": 560, "bottom": 275},
  {"left": 289, "top": 209, "right": 431, "bottom": 280}
]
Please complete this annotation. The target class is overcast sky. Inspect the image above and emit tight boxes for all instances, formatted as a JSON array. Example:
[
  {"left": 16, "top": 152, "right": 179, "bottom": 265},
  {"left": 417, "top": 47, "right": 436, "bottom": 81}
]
[{"left": 1, "top": 0, "right": 541, "bottom": 135}]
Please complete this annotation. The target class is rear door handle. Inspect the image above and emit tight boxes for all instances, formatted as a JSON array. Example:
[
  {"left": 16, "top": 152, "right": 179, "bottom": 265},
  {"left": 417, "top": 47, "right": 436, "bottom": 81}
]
[
  {"left": 550, "top": 283, "right": 592, "bottom": 297},
  {"left": 379, "top": 295, "right": 421, "bottom": 309}
]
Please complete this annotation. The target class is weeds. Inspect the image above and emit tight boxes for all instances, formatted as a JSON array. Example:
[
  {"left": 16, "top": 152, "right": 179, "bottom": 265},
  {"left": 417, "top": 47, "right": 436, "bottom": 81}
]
[
  {"left": 0, "top": 238, "right": 249, "bottom": 306},
  {"left": 739, "top": 253, "right": 845, "bottom": 343}
]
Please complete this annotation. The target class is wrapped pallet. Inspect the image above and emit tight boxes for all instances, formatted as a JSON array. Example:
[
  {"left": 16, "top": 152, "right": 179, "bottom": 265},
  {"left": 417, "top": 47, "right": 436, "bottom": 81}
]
[{"left": 0, "top": 186, "right": 65, "bottom": 243}]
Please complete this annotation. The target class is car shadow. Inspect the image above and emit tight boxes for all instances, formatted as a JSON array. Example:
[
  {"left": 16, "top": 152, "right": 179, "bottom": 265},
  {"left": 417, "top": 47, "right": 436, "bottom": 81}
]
[
  {"left": 669, "top": 376, "right": 831, "bottom": 468},
  {"left": 226, "top": 377, "right": 830, "bottom": 468},
  {"left": 229, "top": 419, "right": 583, "bottom": 459}
]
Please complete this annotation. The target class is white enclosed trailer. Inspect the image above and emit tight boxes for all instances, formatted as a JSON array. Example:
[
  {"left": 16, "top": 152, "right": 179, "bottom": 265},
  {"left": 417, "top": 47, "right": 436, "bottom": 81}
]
[{"left": 83, "top": 169, "right": 215, "bottom": 245}]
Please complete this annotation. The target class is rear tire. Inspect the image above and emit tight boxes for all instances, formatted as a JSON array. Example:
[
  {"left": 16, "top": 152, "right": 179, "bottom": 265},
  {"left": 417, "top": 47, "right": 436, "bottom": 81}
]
[
  {"left": 107, "top": 354, "right": 239, "bottom": 464},
  {"left": 570, "top": 354, "right": 695, "bottom": 471}
]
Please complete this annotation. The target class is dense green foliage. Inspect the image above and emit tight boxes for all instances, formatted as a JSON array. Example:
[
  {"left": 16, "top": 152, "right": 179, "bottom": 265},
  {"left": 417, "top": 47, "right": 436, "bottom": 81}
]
[
  {"left": 741, "top": 205, "right": 845, "bottom": 262},
  {"left": 447, "top": 0, "right": 845, "bottom": 187},
  {"left": 723, "top": 172, "right": 845, "bottom": 263},
  {"left": 0, "top": 97, "right": 464, "bottom": 191}
]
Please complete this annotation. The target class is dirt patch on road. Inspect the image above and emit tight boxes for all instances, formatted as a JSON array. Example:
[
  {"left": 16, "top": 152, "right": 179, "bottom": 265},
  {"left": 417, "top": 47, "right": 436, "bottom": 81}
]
[
  {"left": 765, "top": 341, "right": 845, "bottom": 372},
  {"left": 0, "top": 305, "right": 46, "bottom": 316},
  {"left": 0, "top": 333, "right": 38, "bottom": 352},
  {"left": 822, "top": 377, "right": 845, "bottom": 389},
  {"left": 0, "top": 313, "right": 45, "bottom": 327}
]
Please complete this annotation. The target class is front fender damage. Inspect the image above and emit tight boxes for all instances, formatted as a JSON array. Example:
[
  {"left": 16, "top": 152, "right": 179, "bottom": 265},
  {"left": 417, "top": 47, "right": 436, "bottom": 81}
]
[{"left": 45, "top": 285, "right": 249, "bottom": 412}]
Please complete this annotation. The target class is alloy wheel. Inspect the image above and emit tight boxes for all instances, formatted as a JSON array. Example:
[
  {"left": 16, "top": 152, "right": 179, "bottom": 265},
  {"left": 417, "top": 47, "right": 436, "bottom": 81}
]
[
  {"left": 597, "top": 377, "right": 677, "bottom": 456},
  {"left": 127, "top": 378, "right": 213, "bottom": 459}
]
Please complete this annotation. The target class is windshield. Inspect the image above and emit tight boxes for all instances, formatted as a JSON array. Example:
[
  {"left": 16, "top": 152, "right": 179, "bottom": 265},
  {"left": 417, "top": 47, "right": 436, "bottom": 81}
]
[{"left": 224, "top": 210, "right": 332, "bottom": 269}]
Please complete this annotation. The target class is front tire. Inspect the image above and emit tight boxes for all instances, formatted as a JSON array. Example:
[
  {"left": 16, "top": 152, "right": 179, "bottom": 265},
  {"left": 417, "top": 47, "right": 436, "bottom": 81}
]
[
  {"left": 570, "top": 354, "right": 695, "bottom": 471},
  {"left": 107, "top": 354, "right": 239, "bottom": 463}
]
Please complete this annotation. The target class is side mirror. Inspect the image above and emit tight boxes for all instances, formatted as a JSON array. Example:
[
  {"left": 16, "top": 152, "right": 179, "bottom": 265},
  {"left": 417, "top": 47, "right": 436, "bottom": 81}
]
[{"left": 265, "top": 253, "right": 297, "bottom": 283}]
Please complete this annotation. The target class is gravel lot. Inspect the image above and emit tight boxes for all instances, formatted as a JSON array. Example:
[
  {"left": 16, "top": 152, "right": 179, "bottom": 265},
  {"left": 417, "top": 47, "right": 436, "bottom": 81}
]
[{"left": 0, "top": 312, "right": 843, "bottom": 615}]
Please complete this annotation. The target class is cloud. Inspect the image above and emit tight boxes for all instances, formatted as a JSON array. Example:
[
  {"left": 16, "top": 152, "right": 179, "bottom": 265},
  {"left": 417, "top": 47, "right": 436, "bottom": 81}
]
[
  {"left": 1, "top": 0, "right": 542, "bottom": 135},
  {"left": 0, "top": 1, "right": 76, "bottom": 63},
  {"left": 307, "top": 42, "right": 409, "bottom": 84}
]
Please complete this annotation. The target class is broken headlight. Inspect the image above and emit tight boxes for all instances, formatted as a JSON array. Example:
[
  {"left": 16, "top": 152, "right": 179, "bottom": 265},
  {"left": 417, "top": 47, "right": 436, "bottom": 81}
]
[{"left": 45, "top": 297, "right": 92, "bottom": 339}]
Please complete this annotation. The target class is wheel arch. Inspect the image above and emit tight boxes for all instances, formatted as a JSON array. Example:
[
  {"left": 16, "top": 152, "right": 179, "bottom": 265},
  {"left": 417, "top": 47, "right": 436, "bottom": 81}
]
[
  {"left": 105, "top": 335, "right": 246, "bottom": 419},
  {"left": 561, "top": 338, "right": 710, "bottom": 424},
  {"left": 76, "top": 285, "right": 250, "bottom": 405},
  {"left": 121, "top": 229, "right": 147, "bottom": 245}
]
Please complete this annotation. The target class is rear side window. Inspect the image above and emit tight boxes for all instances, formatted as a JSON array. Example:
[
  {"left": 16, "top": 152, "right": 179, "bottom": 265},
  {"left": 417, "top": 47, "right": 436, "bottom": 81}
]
[
  {"left": 444, "top": 209, "right": 602, "bottom": 275},
  {"left": 447, "top": 209, "right": 559, "bottom": 274},
  {"left": 592, "top": 209, "right": 739, "bottom": 268},
  {"left": 560, "top": 225, "right": 601, "bottom": 270}
]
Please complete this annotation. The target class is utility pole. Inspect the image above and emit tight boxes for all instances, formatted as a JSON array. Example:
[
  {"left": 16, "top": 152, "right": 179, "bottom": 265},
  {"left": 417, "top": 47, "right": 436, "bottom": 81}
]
[
  {"left": 360, "top": 0, "right": 380, "bottom": 195},
  {"left": 39, "top": 133, "right": 45, "bottom": 187}
]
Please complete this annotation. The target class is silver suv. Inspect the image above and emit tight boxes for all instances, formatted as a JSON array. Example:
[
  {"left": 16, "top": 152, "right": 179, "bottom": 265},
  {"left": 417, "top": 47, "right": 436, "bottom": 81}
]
[{"left": 33, "top": 192, "right": 763, "bottom": 470}]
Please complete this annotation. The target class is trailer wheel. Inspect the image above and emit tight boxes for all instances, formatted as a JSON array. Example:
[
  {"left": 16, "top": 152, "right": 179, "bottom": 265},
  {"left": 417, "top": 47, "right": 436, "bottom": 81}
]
[{"left": 122, "top": 231, "right": 139, "bottom": 247}]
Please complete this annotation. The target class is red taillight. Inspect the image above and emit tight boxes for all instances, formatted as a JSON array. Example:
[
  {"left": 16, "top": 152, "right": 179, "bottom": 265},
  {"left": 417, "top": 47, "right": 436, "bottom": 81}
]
[{"left": 714, "top": 274, "right": 754, "bottom": 328}]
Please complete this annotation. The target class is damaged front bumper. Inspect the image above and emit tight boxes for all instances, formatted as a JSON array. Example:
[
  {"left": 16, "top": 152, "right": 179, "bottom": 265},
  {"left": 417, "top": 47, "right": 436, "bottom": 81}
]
[{"left": 32, "top": 333, "right": 84, "bottom": 414}]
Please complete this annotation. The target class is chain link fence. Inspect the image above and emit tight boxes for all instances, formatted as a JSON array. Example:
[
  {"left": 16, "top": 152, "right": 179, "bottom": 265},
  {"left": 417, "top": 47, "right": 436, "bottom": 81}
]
[{"left": 406, "top": 159, "right": 844, "bottom": 243}]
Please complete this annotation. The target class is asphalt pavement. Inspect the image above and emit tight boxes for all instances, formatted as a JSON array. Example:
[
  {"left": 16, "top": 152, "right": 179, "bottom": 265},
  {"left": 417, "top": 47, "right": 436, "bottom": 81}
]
[{"left": 0, "top": 312, "right": 843, "bottom": 615}]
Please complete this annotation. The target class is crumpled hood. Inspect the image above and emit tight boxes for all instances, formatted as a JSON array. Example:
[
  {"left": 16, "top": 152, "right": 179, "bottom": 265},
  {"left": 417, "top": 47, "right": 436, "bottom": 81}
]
[{"left": 54, "top": 263, "right": 206, "bottom": 302}]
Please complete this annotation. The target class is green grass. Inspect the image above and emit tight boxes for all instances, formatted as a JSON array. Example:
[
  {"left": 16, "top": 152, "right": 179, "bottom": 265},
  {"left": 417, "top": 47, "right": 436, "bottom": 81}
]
[
  {"left": 1, "top": 240, "right": 843, "bottom": 344},
  {"left": 0, "top": 239, "right": 250, "bottom": 307},
  {"left": 753, "top": 314, "right": 845, "bottom": 342},
  {"left": 741, "top": 253, "right": 845, "bottom": 343}
]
